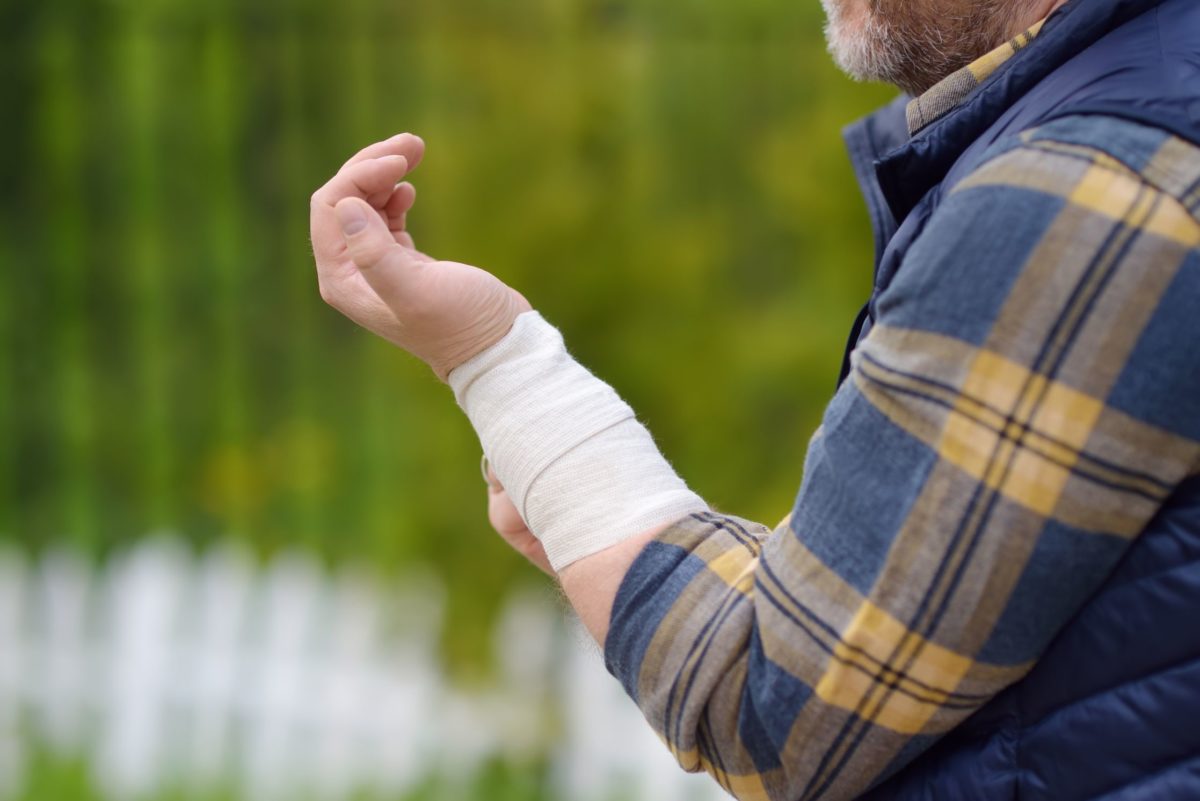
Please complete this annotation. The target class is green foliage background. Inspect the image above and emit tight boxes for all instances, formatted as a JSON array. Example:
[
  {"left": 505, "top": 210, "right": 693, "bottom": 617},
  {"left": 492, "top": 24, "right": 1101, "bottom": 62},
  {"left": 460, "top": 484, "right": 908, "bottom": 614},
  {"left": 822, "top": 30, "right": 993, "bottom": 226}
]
[{"left": 1, "top": 0, "right": 894, "bottom": 668}]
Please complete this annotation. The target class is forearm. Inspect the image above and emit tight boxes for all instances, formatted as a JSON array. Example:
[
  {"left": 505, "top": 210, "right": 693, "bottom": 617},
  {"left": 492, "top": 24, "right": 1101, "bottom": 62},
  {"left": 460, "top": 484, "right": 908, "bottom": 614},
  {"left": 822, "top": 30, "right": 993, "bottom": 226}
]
[{"left": 559, "top": 524, "right": 666, "bottom": 645}]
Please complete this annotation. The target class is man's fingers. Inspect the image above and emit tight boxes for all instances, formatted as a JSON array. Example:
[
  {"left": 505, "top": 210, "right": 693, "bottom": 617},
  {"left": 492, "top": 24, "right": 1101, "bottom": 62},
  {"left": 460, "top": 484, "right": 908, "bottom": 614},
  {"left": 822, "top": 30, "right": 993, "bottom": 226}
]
[
  {"left": 312, "top": 157, "right": 414, "bottom": 264},
  {"left": 486, "top": 463, "right": 504, "bottom": 492},
  {"left": 335, "top": 197, "right": 422, "bottom": 309},
  {"left": 382, "top": 182, "right": 434, "bottom": 258},
  {"left": 488, "top": 483, "right": 530, "bottom": 536},
  {"left": 312, "top": 136, "right": 425, "bottom": 265},
  {"left": 486, "top": 482, "right": 550, "bottom": 575},
  {"left": 338, "top": 132, "right": 425, "bottom": 176},
  {"left": 385, "top": 182, "right": 417, "bottom": 233},
  {"left": 384, "top": 184, "right": 415, "bottom": 232},
  {"left": 315, "top": 155, "right": 410, "bottom": 208}
]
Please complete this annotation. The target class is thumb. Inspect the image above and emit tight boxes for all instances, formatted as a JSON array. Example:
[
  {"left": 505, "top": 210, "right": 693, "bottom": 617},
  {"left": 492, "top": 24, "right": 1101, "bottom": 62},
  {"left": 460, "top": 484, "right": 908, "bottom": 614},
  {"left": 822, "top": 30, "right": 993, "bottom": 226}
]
[{"left": 335, "top": 196, "right": 421, "bottom": 308}]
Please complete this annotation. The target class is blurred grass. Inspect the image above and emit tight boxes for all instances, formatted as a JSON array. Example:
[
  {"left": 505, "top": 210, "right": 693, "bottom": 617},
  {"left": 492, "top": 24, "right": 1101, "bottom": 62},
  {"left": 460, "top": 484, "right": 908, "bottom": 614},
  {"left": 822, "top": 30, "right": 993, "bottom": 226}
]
[{"left": 0, "top": 0, "right": 895, "bottom": 669}]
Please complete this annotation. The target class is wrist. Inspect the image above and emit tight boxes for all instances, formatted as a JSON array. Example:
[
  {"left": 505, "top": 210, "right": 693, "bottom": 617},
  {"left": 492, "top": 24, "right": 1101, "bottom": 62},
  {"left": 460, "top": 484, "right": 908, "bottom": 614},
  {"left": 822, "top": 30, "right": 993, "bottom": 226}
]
[
  {"left": 431, "top": 290, "right": 532, "bottom": 382},
  {"left": 449, "top": 311, "right": 708, "bottom": 571}
]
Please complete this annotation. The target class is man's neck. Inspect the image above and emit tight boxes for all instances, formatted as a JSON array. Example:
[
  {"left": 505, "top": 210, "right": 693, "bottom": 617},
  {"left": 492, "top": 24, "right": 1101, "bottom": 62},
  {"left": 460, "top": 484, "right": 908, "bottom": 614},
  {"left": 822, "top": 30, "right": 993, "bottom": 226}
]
[{"left": 905, "top": 0, "right": 1072, "bottom": 134}]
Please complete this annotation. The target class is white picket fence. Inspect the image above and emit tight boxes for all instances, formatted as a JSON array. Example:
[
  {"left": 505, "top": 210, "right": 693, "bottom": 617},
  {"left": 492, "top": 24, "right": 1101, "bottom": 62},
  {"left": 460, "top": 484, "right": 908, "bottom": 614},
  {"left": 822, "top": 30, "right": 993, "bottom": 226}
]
[{"left": 0, "top": 540, "right": 729, "bottom": 801}]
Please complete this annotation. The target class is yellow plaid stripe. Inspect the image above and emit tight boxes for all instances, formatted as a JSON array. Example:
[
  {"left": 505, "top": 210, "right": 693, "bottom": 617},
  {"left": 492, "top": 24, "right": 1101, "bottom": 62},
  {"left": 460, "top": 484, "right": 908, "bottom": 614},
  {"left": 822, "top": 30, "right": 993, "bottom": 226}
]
[
  {"left": 853, "top": 336, "right": 1178, "bottom": 511},
  {"left": 815, "top": 601, "right": 974, "bottom": 734},
  {"left": 907, "top": 19, "right": 1048, "bottom": 135}
]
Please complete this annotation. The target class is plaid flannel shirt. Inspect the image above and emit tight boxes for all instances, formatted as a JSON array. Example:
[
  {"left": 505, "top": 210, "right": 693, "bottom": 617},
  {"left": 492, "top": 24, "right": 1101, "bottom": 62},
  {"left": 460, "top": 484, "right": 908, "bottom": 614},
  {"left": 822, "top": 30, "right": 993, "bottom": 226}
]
[{"left": 603, "top": 23, "right": 1200, "bottom": 801}]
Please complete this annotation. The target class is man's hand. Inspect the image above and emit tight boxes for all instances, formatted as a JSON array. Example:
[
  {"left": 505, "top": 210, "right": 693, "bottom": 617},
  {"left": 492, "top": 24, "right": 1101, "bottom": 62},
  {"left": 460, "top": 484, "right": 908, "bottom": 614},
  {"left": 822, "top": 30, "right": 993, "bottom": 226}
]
[
  {"left": 310, "top": 133, "right": 532, "bottom": 381},
  {"left": 485, "top": 464, "right": 554, "bottom": 576},
  {"left": 312, "top": 133, "right": 669, "bottom": 648}
]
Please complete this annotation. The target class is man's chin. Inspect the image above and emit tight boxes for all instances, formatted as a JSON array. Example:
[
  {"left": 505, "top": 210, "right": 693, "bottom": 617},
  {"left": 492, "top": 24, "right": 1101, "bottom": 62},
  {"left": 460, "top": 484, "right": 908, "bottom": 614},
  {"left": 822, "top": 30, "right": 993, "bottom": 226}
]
[
  {"left": 821, "top": 0, "right": 1018, "bottom": 97},
  {"left": 823, "top": 13, "right": 910, "bottom": 93}
]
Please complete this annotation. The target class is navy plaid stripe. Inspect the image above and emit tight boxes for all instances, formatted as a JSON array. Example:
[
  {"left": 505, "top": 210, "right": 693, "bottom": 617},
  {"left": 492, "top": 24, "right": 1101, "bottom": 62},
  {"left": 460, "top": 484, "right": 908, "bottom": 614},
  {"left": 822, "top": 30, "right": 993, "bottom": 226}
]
[{"left": 856, "top": 352, "right": 1172, "bottom": 499}]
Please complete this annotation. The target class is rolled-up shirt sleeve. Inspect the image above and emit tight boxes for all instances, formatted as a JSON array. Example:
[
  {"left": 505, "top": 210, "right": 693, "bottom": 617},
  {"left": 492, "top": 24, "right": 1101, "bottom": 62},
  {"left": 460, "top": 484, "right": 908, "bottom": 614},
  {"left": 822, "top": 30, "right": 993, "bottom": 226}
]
[{"left": 603, "top": 118, "right": 1200, "bottom": 801}]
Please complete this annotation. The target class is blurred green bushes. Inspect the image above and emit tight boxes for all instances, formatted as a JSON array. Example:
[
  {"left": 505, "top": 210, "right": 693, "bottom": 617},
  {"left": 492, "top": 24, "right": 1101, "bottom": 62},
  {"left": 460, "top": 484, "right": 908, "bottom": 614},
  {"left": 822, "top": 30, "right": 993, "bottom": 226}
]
[{"left": 0, "top": 0, "right": 894, "bottom": 667}]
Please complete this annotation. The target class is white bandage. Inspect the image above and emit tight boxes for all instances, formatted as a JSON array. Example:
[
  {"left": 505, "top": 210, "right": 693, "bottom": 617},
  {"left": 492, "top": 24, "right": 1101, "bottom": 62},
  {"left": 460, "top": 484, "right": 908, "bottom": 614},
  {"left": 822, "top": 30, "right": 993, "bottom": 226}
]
[{"left": 448, "top": 311, "right": 709, "bottom": 571}]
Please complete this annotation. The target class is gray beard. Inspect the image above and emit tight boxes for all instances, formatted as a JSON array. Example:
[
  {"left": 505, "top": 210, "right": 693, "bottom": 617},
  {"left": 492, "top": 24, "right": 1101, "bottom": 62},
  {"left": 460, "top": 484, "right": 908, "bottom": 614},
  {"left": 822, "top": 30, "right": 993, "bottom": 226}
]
[{"left": 822, "top": 0, "right": 1016, "bottom": 97}]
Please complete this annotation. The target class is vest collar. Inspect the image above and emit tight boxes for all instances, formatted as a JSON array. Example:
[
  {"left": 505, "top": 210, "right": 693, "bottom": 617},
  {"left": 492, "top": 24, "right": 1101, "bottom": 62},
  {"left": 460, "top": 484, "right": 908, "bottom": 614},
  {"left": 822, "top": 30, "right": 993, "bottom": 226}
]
[{"left": 844, "top": 0, "right": 1170, "bottom": 227}]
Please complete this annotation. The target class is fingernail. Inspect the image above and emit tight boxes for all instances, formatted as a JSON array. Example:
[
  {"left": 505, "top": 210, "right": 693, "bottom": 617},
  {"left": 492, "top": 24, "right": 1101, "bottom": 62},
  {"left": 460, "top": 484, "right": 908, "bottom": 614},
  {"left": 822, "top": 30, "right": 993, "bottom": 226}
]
[{"left": 335, "top": 201, "right": 368, "bottom": 235}]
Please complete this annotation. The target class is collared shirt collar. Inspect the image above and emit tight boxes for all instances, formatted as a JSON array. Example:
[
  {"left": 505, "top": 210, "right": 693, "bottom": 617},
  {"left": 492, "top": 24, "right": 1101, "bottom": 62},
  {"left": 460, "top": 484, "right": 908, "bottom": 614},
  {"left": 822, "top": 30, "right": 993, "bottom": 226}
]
[
  {"left": 843, "top": 0, "right": 1170, "bottom": 231},
  {"left": 906, "top": 18, "right": 1049, "bottom": 136}
]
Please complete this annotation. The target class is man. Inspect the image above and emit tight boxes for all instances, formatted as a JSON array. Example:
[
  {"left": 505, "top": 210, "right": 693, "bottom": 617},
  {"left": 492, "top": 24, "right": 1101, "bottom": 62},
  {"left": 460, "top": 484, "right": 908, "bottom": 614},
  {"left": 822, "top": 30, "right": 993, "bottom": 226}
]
[{"left": 309, "top": 0, "right": 1200, "bottom": 797}]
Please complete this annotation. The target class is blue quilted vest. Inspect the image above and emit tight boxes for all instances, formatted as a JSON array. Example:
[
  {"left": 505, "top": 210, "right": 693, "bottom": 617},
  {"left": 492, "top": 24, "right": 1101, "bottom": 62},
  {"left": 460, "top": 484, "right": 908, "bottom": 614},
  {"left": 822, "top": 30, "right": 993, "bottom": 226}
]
[{"left": 838, "top": 0, "right": 1200, "bottom": 798}]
